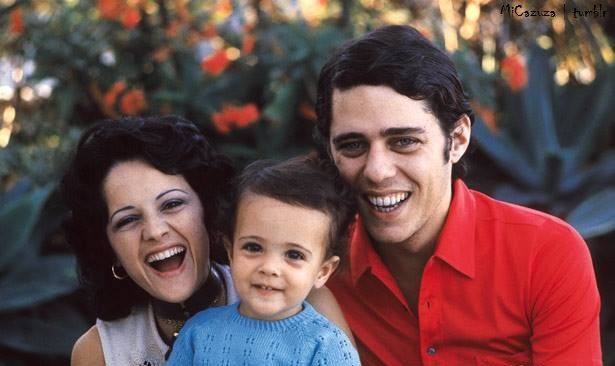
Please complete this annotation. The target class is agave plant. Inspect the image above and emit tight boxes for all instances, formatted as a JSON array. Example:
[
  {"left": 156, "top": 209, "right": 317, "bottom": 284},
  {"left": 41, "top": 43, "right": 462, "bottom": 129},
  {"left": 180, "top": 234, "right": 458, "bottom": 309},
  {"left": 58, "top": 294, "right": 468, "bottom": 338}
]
[
  {"left": 0, "top": 181, "right": 87, "bottom": 364},
  {"left": 471, "top": 44, "right": 615, "bottom": 240}
]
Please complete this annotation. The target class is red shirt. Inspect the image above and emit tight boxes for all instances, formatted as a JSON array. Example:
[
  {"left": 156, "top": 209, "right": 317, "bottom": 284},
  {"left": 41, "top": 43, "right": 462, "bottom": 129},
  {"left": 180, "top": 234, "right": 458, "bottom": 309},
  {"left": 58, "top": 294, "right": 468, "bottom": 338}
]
[{"left": 329, "top": 180, "right": 601, "bottom": 366}]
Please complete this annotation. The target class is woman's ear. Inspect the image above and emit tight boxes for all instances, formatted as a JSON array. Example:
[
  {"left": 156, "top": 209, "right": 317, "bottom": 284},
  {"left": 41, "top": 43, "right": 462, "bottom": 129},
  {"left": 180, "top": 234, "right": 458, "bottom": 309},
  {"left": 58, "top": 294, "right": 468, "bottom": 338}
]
[
  {"left": 449, "top": 114, "right": 471, "bottom": 164},
  {"left": 314, "top": 256, "right": 340, "bottom": 289}
]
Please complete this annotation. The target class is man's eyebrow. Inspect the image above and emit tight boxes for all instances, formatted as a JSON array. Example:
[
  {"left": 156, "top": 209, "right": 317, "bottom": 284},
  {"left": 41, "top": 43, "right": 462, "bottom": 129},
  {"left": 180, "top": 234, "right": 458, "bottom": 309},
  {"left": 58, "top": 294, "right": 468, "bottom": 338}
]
[{"left": 382, "top": 127, "right": 425, "bottom": 136}]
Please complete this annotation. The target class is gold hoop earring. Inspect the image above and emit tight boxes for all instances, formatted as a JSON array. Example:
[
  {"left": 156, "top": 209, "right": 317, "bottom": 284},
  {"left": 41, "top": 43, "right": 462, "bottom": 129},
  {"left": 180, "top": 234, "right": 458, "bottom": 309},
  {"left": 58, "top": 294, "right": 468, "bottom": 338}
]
[{"left": 111, "top": 263, "right": 128, "bottom": 280}]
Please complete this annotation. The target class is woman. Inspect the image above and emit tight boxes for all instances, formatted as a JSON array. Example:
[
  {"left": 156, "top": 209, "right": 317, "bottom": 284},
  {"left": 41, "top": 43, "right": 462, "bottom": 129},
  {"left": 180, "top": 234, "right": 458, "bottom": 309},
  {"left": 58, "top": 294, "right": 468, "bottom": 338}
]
[{"left": 62, "top": 116, "right": 350, "bottom": 366}]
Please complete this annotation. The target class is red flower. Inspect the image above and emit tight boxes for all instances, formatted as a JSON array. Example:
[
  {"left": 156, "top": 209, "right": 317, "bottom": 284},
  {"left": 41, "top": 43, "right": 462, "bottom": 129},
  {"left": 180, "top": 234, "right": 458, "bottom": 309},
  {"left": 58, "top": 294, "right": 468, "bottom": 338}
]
[
  {"left": 242, "top": 34, "right": 256, "bottom": 55},
  {"left": 98, "top": 0, "right": 124, "bottom": 20},
  {"left": 212, "top": 103, "right": 260, "bottom": 134},
  {"left": 9, "top": 7, "right": 24, "bottom": 35},
  {"left": 121, "top": 8, "right": 141, "bottom": 29},
  {"left": 471, "top": 101, "right": 497, "bottom": 133},
  {"left": 201, "top": 50, "right": 230, "bottom": 76},
  {"left": 500, "top": 54, "right": 528, "bottom": 92},
  {"left": 299, "top": 101, "right": 316, "bottom": 121},
  {"left": 120, "top": 89, "right": 147, "bottom": 115},
  {"left": 103, "top": 81, "right": 127, "bottom": 110}
]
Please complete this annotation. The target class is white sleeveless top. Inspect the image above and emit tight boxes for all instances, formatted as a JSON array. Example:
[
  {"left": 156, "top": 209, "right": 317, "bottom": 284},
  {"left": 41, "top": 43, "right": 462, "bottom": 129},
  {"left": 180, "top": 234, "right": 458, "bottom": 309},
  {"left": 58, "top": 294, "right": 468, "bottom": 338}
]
[{"left": 96, "top": 263, "right": 238, "bottom": 366}]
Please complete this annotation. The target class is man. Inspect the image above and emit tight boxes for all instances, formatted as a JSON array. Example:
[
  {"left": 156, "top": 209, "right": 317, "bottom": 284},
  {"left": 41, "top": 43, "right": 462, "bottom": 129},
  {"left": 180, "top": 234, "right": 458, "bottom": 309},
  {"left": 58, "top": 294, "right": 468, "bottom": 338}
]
[{"left": 315, "top": 25, "right": 601, "bottom": 365}]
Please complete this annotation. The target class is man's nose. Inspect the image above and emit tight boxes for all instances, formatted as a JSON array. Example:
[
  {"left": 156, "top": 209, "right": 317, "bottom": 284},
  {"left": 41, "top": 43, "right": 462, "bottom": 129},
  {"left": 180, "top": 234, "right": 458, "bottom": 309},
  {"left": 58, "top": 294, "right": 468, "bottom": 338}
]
[{"left": 363, "top": 145, "right": 396, "bottom": 184}]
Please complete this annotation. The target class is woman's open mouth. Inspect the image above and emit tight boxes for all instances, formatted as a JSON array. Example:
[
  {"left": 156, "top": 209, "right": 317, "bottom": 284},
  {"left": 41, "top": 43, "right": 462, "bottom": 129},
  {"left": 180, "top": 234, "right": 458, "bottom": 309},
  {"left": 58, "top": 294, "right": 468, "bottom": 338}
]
[{"left": 146, "top": 246, "right": 186, "bottom": 272}]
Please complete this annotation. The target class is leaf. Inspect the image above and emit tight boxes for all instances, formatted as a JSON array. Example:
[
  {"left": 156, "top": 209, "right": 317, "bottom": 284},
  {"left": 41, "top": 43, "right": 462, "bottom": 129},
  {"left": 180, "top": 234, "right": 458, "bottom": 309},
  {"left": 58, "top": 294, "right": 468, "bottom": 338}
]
[
  {"left": 0, "top": 255, "right": 79, "bottom": 312},
  {"left": 520, "top": 45, "right": 560, "bottom": 172},
  {"left": 0, "top": 185, "right": 53, "bottom": 272},
  {"left": 567, "top": 188, "right": 615, "bottom": 239},
  {"left": 0, "top": 300, "right": 89, "bottom": 356},
  {"left": 472, "top": 119, "right": 542, "bottom": 189}
]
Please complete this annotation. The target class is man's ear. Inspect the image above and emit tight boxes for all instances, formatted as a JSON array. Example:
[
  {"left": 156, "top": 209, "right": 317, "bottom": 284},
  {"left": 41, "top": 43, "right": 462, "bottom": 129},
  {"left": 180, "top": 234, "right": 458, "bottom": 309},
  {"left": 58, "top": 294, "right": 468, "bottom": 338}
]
[
  {"left": 314, "top": 256, "right": 340, "bottom": 289},
  {"left": 449, "top": 114, "right": 471, "bottom": 164}
]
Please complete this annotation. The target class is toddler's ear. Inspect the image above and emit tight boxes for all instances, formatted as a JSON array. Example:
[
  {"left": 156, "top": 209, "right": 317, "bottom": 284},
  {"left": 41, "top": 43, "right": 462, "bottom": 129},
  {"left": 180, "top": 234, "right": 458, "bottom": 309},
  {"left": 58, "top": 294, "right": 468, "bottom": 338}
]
[
  {"left": 314, "top": 256, "right": 340, "bottom": 289},
  {"left": 223, "top": 237, "right": 233, "bottom": 263}
]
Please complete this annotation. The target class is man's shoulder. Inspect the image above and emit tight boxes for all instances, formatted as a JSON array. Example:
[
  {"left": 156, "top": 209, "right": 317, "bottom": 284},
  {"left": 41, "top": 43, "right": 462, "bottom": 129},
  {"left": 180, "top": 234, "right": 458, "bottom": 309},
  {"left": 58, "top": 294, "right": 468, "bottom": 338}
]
[{"left": 470, "top": 188, "right": 576, "bottom": 234}]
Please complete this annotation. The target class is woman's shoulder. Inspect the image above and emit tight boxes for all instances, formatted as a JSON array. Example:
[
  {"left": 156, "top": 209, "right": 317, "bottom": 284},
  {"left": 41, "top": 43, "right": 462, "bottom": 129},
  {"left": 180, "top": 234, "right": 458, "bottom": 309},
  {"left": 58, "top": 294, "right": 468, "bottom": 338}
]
[{"left": 71, "top": 325, "right": 105, "bottom": 366}]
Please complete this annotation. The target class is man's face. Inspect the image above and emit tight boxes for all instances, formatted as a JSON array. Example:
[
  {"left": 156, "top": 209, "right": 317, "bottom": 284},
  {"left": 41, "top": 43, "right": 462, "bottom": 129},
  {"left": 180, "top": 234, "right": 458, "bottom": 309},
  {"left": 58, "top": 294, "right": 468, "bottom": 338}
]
[{"left": 329, "top": 85, "right": 468, "bottom": 251}]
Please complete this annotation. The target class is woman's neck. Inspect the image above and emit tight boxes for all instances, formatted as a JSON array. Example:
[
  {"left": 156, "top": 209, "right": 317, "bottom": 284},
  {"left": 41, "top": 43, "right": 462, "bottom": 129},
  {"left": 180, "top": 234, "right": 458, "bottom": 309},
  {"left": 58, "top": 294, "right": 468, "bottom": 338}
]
[{"left": 152, "top": 264, "right": 226, "bottom": 344}]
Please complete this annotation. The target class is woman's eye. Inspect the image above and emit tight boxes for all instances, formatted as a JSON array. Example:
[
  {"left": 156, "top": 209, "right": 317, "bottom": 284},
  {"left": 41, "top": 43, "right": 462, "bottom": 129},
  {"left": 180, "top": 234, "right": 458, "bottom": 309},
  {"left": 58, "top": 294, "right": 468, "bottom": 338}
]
[
  {"left": 162, "top": 199, "right": 184, "bottom": 211},
  {"left": 241, "top": 242, "right": 262, "bottom": 253},
  {"left": 286, "top": 250, "right": 306, "bottom": 261},
  {"left": 114, "top": 216, "right": 138, "bottom": 229}
]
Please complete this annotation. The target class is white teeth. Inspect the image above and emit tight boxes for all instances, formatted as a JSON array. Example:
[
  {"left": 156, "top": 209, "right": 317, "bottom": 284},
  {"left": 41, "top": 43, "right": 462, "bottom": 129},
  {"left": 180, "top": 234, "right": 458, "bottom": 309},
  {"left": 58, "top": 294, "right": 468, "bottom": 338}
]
[
  {"left": 147, "top": 246, "right": 185, "bottom": 263},
  {"left": 367, "top": 192, "right": 409, "bottom": 209}
]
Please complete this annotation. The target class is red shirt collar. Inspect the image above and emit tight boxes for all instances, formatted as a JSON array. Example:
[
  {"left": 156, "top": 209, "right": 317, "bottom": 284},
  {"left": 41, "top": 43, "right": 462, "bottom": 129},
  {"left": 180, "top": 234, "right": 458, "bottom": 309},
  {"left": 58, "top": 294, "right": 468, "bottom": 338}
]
[{"left": 349, "top": 179, "right": 477, "bottom": 285}]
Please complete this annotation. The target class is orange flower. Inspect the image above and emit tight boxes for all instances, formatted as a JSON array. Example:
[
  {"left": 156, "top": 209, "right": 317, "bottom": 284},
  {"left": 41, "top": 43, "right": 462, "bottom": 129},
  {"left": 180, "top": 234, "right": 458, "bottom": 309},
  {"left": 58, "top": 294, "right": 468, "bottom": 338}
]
[
  {"left": 242, "top": 34, "right": 256, "bottom": 55},
  {"left": 98, "top": 0, "right": 124, "bottom": 20},
  {"left": 201, "top": 50, "right": 230, "bottom": 76},
  {"left": 500, "top": 54, "right": 528, "bottom": 92},
  {"left": 216, "top": 0, "right": 233, "bottom": 18},
  {"left": 120, "top": 89, "right": 147, "bottom": 115},
  {"left": 471, "top": 101, "right": 497, "bottom": 133},
  {"left": 121, "top": 8, "right": 141, "bottom": 29},
  {"left": 212, "top": 103, "right": 260, "bottom": 134},
  {"left": 201, "top": 24, "right": 218, "bottom": 38},
  {"left": 9, "top": 7, "right": 24, "bottom": 35},
  {"left": 152, "top": 46, "right": 172, "bottom": 62},
  {"left": 299, "top": 101, "right": 316, "bottom": 121},
  {"left": 103, "top": 81, "right": 127, "bottom": 110}
]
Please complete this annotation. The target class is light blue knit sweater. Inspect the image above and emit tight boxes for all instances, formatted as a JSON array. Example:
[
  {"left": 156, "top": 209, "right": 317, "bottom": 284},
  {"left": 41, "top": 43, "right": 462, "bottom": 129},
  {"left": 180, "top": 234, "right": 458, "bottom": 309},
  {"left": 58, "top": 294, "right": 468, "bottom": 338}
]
[{"left": 166, "top": 301, "right": 361, "bottom": 365}]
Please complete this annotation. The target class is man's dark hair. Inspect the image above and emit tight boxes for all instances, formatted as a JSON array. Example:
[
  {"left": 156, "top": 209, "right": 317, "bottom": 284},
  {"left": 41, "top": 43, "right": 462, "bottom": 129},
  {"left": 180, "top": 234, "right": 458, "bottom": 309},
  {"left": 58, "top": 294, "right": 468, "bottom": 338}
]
[
  {"left": 227, "top": 154, "right": 356, "bottom": 267},
  {"left": 61, "top": 116, "right": 234, "bottom": 320},
  {"left": 315, "top": 25, "right": 474, "bottom": 180}
]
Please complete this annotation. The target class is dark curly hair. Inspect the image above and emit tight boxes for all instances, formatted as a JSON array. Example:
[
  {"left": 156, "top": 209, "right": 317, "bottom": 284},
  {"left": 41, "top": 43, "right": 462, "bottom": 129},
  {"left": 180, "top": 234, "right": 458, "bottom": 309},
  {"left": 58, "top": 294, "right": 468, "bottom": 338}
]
[
  {"left": 61, "top": 116, "right": 234, "bottom": 320},
  {"left": 315, "top": 25, "right": 474, "bottom": 180},
  {"left": 226, "top": 153, "right": 356, "bottom": 269}
]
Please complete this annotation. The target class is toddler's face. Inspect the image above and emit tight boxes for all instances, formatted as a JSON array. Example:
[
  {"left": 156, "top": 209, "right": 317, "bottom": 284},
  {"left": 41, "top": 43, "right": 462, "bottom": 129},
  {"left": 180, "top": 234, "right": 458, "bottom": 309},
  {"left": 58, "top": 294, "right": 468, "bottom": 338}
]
[{"left": 229, "top": 193, "right": 339, "bottom": 321}]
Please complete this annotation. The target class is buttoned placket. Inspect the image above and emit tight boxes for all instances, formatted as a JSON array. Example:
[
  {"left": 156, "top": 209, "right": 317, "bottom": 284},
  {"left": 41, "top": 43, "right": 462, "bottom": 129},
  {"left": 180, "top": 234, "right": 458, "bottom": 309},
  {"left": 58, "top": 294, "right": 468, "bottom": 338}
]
[{"left": 419, "top": 257, "right": 441, "bottom": 366}]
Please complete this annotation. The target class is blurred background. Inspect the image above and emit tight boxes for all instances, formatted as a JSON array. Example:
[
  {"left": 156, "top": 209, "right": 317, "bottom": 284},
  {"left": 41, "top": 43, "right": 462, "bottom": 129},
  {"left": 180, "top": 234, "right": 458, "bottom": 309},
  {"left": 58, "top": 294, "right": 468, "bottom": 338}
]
[{"left": 0, "top": 0, "right": 613, "bottom": 364}]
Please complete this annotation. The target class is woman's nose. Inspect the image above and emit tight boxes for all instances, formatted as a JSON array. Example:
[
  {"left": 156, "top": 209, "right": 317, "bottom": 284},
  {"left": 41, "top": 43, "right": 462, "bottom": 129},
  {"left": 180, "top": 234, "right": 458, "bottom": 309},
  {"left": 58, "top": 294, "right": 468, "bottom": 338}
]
[{"left": 142, "top": 215, "right": 170, "bottom": 241}]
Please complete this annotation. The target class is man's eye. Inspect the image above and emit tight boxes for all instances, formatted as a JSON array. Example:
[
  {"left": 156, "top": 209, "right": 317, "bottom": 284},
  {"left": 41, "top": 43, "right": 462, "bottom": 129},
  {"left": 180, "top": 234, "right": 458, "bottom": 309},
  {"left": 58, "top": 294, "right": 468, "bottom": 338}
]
[
  {"left": 390, "top": 136, "right": 419, "bottom": 149},
  {"left": 241, "top": 242, "right": 262, "bottom": 253},
  {"left": 339, "top": 141, "right": 365, "bottom": 151},
  {"left": 336, "top": 140, "right": 366, "bottom": 157},
  {"left": 162, "top": 199, "right": 184, "bottom": 211},
  {"left": 285, "top": 250, "right": 306, "bottom": 261}
]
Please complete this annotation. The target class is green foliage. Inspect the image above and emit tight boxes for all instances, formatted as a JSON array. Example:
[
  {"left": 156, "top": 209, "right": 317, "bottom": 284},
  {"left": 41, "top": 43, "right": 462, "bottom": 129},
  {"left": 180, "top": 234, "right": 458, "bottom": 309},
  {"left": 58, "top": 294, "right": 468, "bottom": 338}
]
[
  {"left": 471, "top": 45, "right": 615, "bottom": 240},
  {"left": 0, "top": 182, "right": 87, "bottom": 362}
]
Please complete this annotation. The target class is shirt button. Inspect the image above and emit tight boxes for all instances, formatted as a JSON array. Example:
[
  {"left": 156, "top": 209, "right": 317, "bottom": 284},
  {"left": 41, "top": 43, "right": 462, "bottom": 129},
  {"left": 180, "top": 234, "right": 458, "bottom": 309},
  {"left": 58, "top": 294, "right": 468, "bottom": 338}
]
[{"left": 426, "top": 346, "right": 437, "bottom": 355}]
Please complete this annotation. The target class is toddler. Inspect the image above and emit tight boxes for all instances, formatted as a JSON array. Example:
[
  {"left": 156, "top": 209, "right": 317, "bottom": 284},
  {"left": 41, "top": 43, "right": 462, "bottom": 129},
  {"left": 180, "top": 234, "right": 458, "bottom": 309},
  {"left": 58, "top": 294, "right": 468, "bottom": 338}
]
[{"left": 166, "top": 155, "right": 360, "bottom": 365}]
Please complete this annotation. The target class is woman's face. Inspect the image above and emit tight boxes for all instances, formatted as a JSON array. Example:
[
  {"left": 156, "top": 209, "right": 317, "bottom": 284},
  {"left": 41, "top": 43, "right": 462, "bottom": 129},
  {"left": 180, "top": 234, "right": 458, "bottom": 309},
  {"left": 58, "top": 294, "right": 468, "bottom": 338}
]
[{"left": 103, "top": 159, "right": 210, "bottom": 303}]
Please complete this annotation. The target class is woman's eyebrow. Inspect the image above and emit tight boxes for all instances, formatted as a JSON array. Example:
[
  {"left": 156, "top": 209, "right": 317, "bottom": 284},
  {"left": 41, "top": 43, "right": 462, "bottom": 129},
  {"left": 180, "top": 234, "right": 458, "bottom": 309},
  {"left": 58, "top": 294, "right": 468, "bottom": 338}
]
[
  {"left": 156, "top": 188, "right": 189, "bottom": 200},
  {"left": 109, "top": 206, "right": 135, "bottom": 222}
]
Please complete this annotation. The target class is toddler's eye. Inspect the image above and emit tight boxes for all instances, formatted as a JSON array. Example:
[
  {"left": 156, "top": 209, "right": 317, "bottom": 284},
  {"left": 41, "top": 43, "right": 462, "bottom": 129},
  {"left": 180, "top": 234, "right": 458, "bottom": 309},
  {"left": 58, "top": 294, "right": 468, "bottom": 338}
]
[
  {"left": 241, "top": 242, "right": 263, "bottom": 253},
  {"left": 285, "top": 250, "right": 306, "bottom": 261}
]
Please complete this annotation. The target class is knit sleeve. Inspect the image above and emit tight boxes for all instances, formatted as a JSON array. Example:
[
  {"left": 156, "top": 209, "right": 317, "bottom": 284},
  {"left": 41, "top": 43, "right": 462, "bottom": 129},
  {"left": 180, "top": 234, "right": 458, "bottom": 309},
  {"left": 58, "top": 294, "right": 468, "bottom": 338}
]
[
  {"left": 311, "top": 326, "right": 362, "bottom": 366},
  {"left": 165, "top": 322, "right": 196, "bottom": 366}
]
